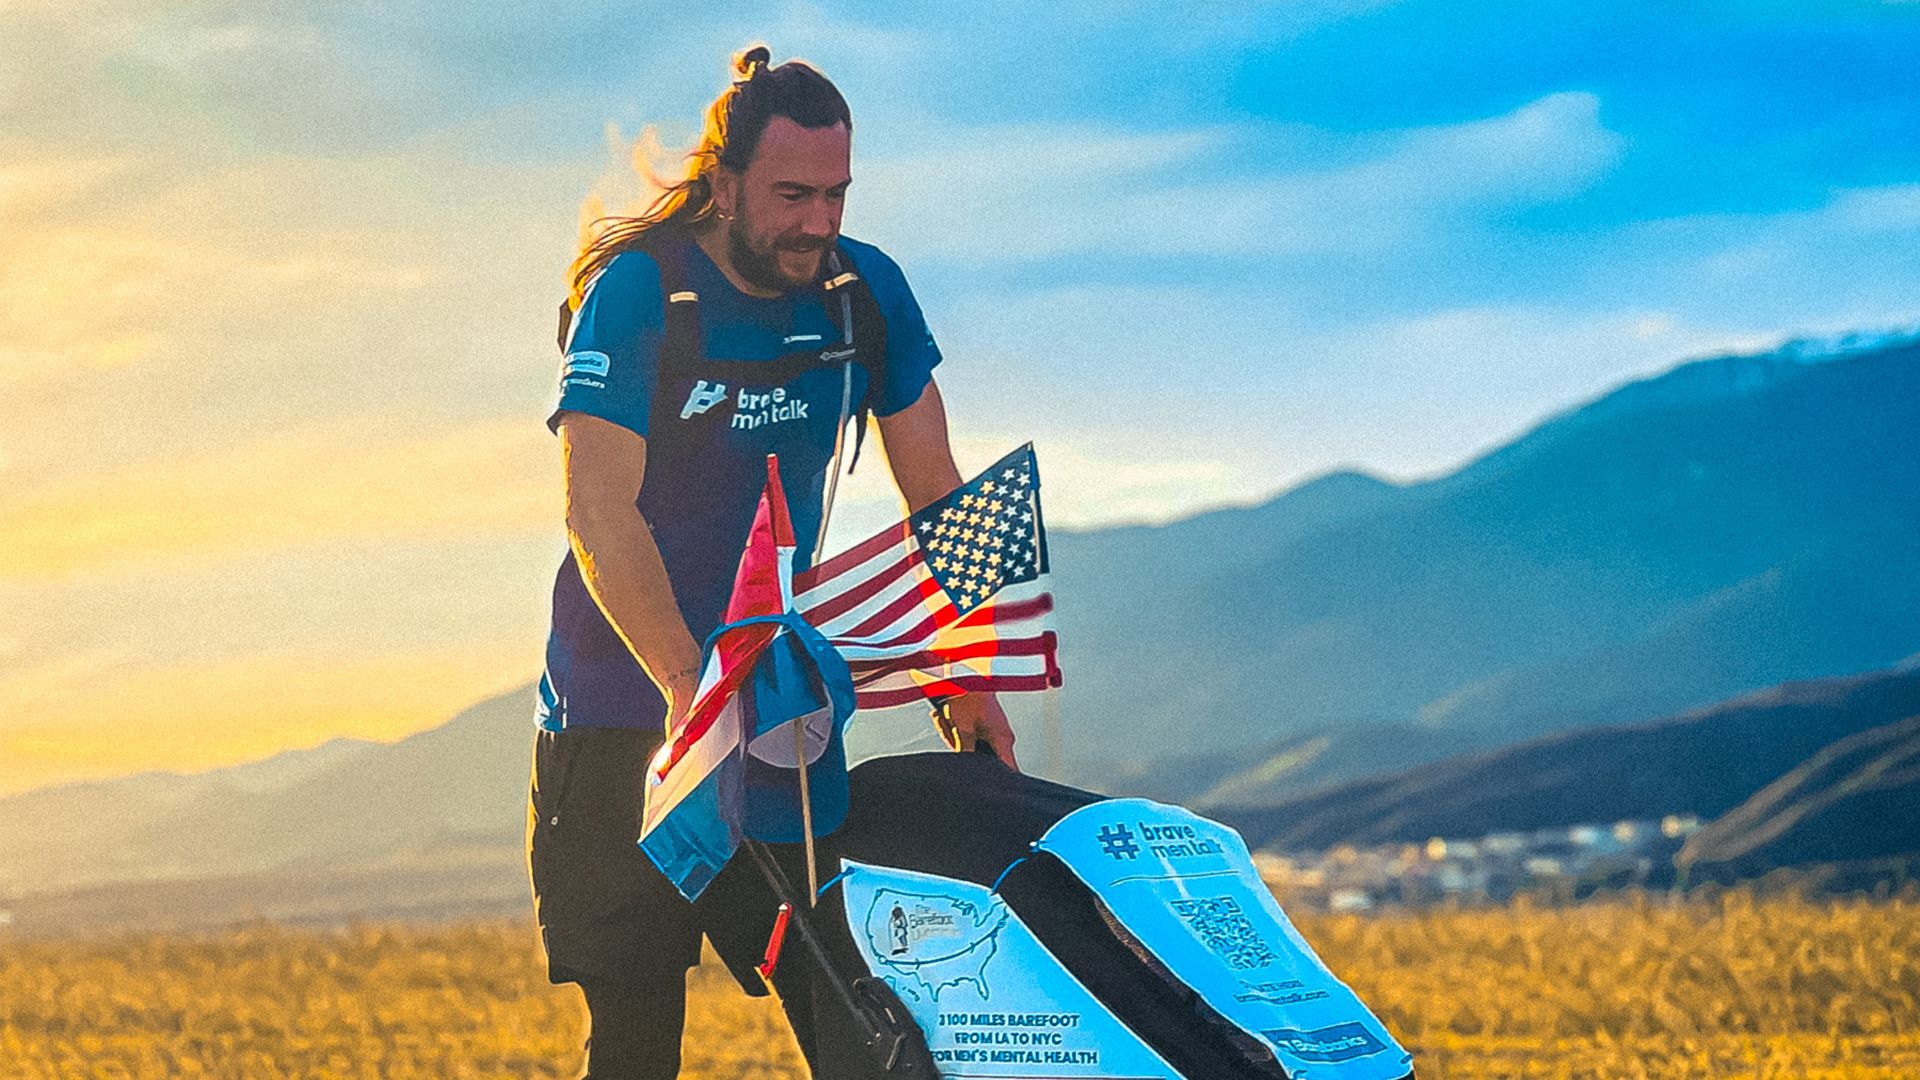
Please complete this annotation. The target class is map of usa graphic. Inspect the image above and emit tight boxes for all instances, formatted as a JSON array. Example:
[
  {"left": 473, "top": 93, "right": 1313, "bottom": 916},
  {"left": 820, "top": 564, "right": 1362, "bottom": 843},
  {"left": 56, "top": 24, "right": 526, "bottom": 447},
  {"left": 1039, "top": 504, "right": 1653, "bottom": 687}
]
[{"left": 860, "top": 889, "right": 1011, "bottom": 1003}]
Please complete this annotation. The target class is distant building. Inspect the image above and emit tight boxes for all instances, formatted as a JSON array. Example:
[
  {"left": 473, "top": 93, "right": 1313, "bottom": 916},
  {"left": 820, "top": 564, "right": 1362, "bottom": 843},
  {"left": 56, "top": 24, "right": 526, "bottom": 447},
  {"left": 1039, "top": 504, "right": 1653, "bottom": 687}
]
[
  {"left": 1328, "top": 889, "right": 1374, "bottom": 913},
  {"left": 1257, "top": 815, "right": 1689, "bottom": 909},
  {"left": 1483, "top": 833, "right": 1527, "bottom": 856},
  {"left": 1661, "top": 814, "right": 1702, "bottom": 839}
]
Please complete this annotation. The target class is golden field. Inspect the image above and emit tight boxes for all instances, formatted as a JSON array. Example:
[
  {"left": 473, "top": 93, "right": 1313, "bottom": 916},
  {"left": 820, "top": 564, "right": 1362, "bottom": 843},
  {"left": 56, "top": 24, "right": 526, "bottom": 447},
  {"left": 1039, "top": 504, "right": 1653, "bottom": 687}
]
[{"left": 2, "top": 891, "right": 1917, "bottom": 1079}]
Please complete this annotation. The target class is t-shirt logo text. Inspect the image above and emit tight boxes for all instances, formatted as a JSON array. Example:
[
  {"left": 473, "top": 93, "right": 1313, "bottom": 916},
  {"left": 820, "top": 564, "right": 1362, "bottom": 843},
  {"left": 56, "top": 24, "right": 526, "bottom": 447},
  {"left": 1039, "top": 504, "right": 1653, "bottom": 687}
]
[{"left": 731, "top": 386, "right": 810, "bottom": 430}]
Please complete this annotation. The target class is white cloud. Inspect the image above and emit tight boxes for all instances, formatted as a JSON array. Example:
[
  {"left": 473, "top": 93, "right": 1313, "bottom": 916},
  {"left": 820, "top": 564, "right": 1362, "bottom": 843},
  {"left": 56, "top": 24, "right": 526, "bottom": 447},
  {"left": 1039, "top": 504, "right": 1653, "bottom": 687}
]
[
  {"left": 729, "top": 2, "right": 928, "bottom": 66},
  {"left": 0, "top": 154, "right": 133, "bottom": 219},
  {"left": 853, "top": 92, "right": 1623, "bottom": 263},
  {"left": 1586, "top": 181, "right": 1920, "bottom": 331},
  {"left": 0, "top": 136, "right": 581, "bottom": 496},
  {"left": 110, "top": 14, "right": 329, "bottom": 75},
  {"left": 816, "top": 426, "right": 1252, "bottom": 543},
  {"left": 1322, "top": 92, "right": 1621, "bottom": 205},
  {"left": 920, "top": 268, "right": 1898, "bottom": 512},
  {"left": 1828, "top": 185, "right": 1920, "bottom": 232},
  {"left": 905, "top": 167, "right": 1920, "bottom": 505}
]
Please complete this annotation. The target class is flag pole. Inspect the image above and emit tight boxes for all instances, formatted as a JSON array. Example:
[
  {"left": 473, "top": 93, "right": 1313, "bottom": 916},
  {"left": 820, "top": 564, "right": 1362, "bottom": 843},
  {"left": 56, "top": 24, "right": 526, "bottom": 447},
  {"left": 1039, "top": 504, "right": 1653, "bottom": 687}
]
[
  {"left": 794, "top": 715, "right": 818, "bottom": 905},
  {"left": 794, "top": 250, "right": 858, "bottom": 910},
  {"left": 1044, "top": 685, "right": 1062, "bottom": 780}
]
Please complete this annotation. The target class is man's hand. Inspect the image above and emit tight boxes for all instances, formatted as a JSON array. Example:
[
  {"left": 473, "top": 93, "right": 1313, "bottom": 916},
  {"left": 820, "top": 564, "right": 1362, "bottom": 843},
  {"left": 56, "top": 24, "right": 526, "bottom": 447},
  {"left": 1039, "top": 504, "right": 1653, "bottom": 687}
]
[{"left": 933, "top": 694, "right": 1019, "bottom": 771}]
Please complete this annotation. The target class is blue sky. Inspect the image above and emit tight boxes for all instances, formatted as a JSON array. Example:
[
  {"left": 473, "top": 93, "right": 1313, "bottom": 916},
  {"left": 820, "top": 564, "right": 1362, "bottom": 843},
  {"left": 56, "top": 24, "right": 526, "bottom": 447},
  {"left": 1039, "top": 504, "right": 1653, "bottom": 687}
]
[{"left": 3, "top": 0, "right": 1918, "bottom": 790}]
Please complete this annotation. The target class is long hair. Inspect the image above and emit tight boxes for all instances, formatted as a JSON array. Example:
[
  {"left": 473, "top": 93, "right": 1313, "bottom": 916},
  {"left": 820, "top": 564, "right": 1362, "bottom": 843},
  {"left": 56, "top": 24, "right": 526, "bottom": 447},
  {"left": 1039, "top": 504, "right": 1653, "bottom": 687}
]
[{"left": 566, "top": 45, "right": 852, "bottom": 307}]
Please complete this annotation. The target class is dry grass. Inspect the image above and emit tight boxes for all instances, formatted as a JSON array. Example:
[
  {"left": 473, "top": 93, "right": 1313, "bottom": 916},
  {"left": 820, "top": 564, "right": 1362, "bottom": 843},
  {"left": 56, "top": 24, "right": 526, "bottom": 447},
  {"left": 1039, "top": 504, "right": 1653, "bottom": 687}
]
[
  {"left": 2, "top": 892, "right": 1916, "bottom": 1078},
  {"left": 1311, "top": 891, "right": 1920, "bottom": 1079}
]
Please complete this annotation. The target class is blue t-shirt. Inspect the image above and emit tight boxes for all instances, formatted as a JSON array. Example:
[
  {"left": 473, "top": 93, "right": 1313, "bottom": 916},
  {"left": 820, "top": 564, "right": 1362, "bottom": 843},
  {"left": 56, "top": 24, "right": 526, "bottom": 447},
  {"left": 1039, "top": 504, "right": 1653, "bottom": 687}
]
[{"left": 537, "top": 236, "right": 941, "bottom": 732}]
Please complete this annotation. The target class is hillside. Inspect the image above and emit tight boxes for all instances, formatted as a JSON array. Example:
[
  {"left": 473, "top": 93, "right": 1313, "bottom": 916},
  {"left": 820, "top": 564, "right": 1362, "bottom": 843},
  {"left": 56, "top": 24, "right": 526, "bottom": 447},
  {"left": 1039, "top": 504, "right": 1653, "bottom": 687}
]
[
  {"left": 1679, "top": 712, "right": 1920, "bottom": 879},
  {"left": 1217, "top": 663, "right": 1920, "bottom": 860},
  {"left": 1057, "top": 334, "right": 1920, "bottom": 789},
  {"left": 0, "top": 690, "right": 527, "bottom": 896}
]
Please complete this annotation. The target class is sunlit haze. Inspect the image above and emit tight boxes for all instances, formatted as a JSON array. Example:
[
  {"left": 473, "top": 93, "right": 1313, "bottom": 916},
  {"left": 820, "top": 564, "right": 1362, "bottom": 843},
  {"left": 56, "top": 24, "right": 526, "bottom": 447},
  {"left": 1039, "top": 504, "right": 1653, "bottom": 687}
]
[{"left": 4, "top": 2, "right": 1918, "bottom": 794}]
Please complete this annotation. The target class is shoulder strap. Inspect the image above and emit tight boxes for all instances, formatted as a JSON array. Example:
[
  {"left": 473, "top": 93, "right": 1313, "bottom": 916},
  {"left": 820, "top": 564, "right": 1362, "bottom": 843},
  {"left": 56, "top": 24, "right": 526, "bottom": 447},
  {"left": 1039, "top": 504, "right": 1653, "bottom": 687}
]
[
  {"left": 650, "top": 238, "right": 704, "bottom": 376},
  {"left": 823, "top": 243, "right": 889, "bottom": 471},
  {"left": 555, "top": 237, "right": 702, "bottom": 360}
]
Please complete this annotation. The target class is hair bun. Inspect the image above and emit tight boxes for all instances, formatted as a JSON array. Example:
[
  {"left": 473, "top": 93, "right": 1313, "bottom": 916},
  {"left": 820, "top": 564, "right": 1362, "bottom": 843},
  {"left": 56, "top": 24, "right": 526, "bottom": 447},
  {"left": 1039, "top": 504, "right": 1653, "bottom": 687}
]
[{"left": 733, "top": 44, "right": 772, "bottom": 82}]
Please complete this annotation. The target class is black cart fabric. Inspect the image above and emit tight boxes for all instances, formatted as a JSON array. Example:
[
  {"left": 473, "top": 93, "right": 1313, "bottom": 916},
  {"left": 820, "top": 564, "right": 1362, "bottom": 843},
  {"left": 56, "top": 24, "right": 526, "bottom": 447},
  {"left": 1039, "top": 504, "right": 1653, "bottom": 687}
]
[
  {"left": 633, "top": 750, "right": 1409, "bottom": 1079},
  {"left": 807, "top": 751, "right": 1291, "bottom": 1077}
]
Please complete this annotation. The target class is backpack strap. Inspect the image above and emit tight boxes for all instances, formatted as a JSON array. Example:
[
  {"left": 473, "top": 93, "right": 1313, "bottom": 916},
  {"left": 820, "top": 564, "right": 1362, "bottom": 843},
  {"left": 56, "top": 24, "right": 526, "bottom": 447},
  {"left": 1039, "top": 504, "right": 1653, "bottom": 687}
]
[
  {"left": 555, "top": 237, "right": 703, "bottom": 361},
  {"left": 821, "top": 244, "right": 889, "bottom": 472},
  {"left": 650, "top": 239, "right": 705, "bottom": 380}
]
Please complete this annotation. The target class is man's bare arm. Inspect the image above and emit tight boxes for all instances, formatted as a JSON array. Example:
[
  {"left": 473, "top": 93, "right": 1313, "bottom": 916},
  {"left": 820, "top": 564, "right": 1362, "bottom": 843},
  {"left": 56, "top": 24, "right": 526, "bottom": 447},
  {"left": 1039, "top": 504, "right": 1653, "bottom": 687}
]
[
  {"left": 874, "top": 378, "right": 964, "bottom": 513},
  {"left": 558, "top": 412, "right": 704, "bottom": 729},
  {"left": 874, "top": 377, "right": 1020, "bottom": 769}
]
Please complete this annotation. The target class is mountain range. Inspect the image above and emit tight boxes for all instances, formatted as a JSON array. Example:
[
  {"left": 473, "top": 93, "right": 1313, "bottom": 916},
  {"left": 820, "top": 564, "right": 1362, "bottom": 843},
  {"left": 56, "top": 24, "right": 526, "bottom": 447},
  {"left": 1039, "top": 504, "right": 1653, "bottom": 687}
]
[
  {"left": 5, "top": 331, "right": 1919, "bottom": 926},
  {"left": 1048, "top": 331, "right": 1920, "bottom": 797}
]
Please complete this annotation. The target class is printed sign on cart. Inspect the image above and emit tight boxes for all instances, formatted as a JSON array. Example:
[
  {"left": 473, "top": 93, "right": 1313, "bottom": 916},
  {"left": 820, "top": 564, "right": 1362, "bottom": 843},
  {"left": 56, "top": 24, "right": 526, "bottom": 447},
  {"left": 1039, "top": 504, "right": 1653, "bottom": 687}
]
[
  {"left": 839, "top": 861, "right": 1180, "bottom": 1079},
  {"left": 1037, "top": 799, "right": 1413, "bottom": 1080}
]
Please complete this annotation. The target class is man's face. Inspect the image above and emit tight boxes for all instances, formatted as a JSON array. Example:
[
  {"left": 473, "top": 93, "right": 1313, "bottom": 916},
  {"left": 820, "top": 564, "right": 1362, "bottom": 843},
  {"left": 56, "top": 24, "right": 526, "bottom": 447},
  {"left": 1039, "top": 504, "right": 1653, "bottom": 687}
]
[{"left": 722, "top": 116, "right": 852, "bottom": 293}]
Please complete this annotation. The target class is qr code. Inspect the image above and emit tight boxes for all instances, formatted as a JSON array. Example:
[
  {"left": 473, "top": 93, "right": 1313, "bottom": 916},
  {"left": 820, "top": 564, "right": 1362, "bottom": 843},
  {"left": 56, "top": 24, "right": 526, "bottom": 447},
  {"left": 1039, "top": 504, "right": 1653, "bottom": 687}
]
[{"left": 1170, "top": 895, "right": 1277, "bottom": 970}]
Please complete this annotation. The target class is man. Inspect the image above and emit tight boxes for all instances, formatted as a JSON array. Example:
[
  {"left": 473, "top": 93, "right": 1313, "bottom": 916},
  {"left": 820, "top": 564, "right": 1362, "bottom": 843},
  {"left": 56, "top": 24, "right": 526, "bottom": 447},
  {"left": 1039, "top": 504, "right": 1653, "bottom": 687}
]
[{"left": 529, "top": 46, "right": 1015, "bottom": 1079}]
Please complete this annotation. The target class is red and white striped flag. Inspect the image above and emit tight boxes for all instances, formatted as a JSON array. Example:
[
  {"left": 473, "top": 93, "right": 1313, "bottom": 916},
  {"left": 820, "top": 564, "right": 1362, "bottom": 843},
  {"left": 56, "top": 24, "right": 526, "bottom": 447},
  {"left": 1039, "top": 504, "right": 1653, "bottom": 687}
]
[
  {"left": 793, "top": 443, "right": 1059, "bottom": 709},
  {"left": 640, "top": 457, "right": 862, "bottom": 899}
]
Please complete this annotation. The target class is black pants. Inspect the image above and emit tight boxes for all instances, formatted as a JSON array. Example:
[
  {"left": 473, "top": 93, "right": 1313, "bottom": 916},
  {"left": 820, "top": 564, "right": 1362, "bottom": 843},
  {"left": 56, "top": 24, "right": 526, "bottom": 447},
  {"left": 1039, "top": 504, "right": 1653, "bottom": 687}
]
[
  {"left": 577, "top": 975, "right": 688, "bottom": 1080},
  {"left": 576, "top": 971, "right": 820, "bottom": 1080},
  {"left": 531, "top": 727, "right": 818, "bottom": 1078},
  {"left": 530, "top": 728, "right": 707, "bottom": 984}
]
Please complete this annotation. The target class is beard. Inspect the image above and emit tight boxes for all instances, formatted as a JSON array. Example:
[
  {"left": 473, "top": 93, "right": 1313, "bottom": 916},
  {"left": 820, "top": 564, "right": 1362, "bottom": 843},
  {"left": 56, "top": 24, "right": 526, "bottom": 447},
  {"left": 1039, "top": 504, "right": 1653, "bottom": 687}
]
[{"left": 726, "top": 214, "right": 830, "bottom": 293}]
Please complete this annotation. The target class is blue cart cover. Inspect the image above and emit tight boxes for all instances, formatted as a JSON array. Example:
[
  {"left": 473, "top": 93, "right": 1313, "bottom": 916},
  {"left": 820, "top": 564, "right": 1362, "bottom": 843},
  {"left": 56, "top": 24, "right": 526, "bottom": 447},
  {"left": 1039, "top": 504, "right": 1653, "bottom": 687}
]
[
  {"left": 840, "top": 860, "right": 1182, "bottom": 1079},
  {"left": 1035, "top": 799, "right": 1412, "bottom": 1080}
]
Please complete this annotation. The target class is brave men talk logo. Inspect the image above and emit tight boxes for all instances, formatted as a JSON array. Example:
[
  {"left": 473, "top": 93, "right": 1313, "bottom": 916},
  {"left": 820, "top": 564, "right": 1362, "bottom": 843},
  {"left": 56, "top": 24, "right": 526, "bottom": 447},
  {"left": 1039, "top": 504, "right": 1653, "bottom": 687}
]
[
  {"left": 1097, "top": 818, "right": 1222, "bottom": 861},
  {"left": 677, "top": 380, "right": 812, "bottom": 428}
]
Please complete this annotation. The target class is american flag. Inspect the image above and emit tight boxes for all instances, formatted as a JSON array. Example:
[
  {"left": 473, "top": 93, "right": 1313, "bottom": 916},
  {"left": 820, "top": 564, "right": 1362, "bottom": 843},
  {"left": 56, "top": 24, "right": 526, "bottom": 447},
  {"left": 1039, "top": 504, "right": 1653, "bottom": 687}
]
[
  {"left": 793, "top": 443, "right": 1060, "bottom": 708},
  {"left": 640, "top": 447, "right": 1060, "bottom": 898}
]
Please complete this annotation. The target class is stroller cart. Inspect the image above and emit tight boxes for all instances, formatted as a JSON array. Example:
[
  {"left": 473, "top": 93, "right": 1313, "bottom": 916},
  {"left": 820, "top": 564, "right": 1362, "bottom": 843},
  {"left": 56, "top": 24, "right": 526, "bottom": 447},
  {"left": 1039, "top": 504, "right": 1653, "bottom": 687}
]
[
  {"left": 642, "top": 447, "right": 1410, "bottom": 1078},
  {"left": 717, "top": 750, "right": 1415, "bottom": 1080}
]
